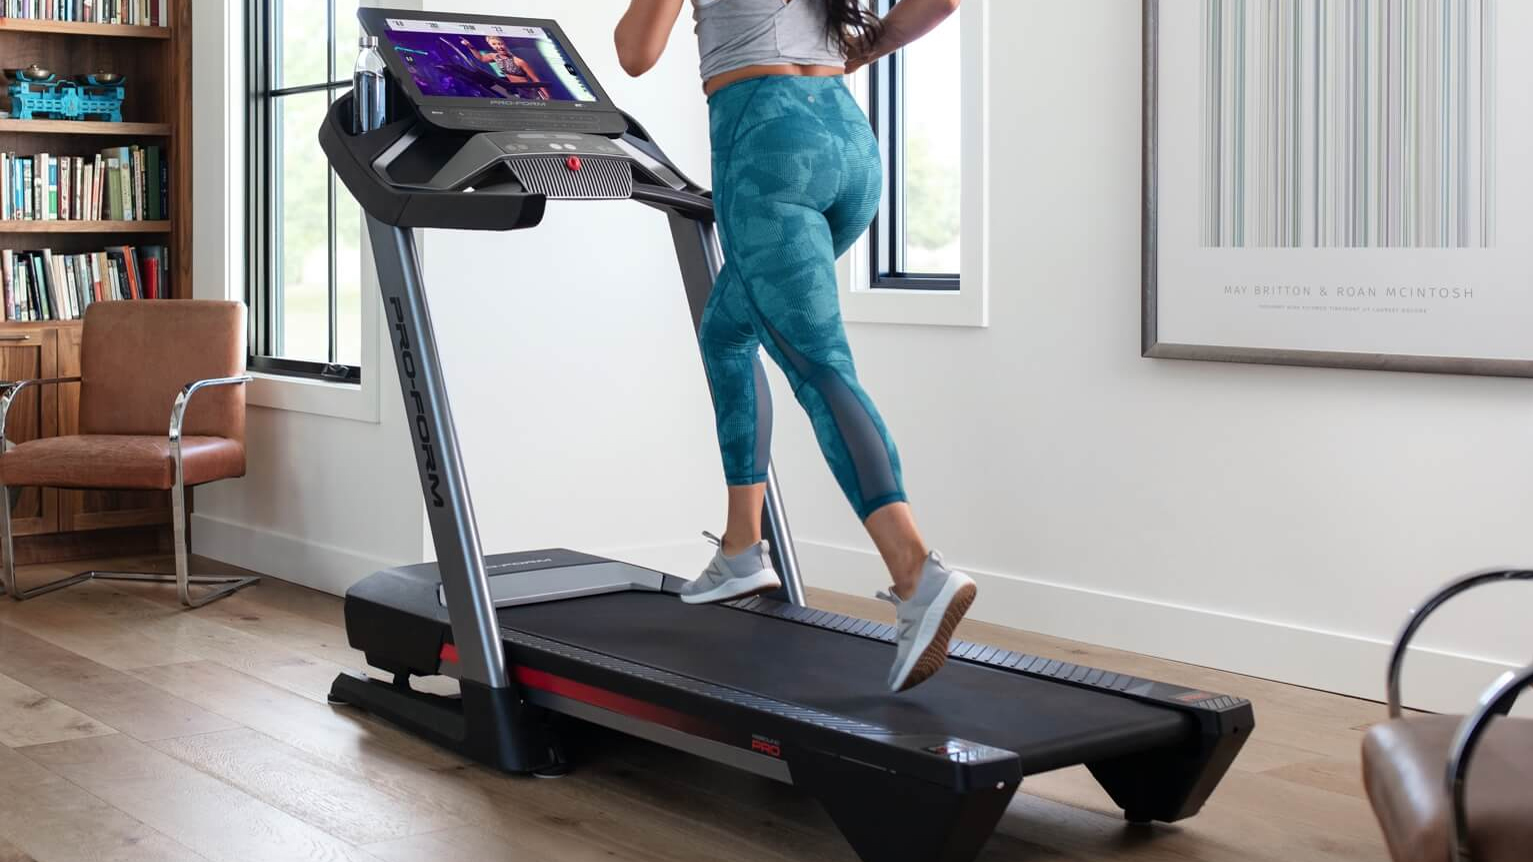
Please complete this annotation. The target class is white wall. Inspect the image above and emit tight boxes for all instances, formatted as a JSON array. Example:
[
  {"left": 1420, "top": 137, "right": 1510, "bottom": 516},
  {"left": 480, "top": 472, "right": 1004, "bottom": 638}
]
[
  {"left": 767, "top": 0, "right": 1533, "bottom": 714},
  {"left": 415, "top": 0, "right": 724, "bottom": 573},
  {"left": 193, "top": 0, "right": 1529, "bottom": 713}
]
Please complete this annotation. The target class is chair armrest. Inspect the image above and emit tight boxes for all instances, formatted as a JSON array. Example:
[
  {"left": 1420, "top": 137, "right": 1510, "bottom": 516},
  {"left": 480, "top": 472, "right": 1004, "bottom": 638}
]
[
  {"left": 168, "top": 376, "right": 252, "bottom": 441},
  {"left": 1445, "top": 662, "right": 1533, "bottom": 862},
  {"left": 0, "top": 377, "right": 84, "bottom": 451},
  {"left": 1386, "top": 569, "right": 1533, "bottom": 717}
]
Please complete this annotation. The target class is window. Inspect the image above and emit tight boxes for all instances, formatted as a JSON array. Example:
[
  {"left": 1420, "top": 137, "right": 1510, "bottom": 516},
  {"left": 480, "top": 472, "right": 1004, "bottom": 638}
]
[
  {"left": 869, "top": 1, "right": 962, "bottom": 290},
  {"left": 247, "top": 0, "right": 364, "bottom": 382}
]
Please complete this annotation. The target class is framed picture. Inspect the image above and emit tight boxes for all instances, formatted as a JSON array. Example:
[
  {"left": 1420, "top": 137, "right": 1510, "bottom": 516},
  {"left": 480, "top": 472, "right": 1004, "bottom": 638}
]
[{"left": 1144, "top": 0, "right": 1532, "bottom": 376}]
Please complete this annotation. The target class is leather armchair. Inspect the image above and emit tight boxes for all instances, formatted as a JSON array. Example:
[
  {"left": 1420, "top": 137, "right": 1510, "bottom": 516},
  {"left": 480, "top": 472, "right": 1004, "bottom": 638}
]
[
  {"left": 1362, "top": 569, "right": 1533, "bottom": 862},
  {"left": 0, "top": 300, "right": 258, "bottom": 607}
]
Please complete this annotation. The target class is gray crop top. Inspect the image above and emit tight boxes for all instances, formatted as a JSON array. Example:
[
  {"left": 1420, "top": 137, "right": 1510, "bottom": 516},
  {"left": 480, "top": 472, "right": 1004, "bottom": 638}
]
[{"left": 693, "top": 0, "right": 846, "bottom": 82}]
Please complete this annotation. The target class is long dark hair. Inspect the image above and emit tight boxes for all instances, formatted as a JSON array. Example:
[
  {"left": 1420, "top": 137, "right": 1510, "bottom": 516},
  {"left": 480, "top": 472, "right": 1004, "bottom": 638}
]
[{"left": 821, "top": 0, "right": 884, "bottom": 58}]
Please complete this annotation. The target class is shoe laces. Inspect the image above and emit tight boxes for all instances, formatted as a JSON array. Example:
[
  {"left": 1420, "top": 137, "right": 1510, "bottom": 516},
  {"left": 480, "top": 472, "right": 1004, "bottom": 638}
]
[{"left": 703, "top": 530, "right": 722, "bottom": 547}]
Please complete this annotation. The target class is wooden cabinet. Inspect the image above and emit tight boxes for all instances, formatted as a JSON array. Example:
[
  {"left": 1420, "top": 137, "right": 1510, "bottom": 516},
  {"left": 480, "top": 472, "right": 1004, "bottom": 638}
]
[
  {"left": 0, "top": 326, "right": 57, "bottom": 536},
  {"left": 3, "top": 322, "right": 170, "bottom": 563},
  {"left": 0, "top": 6, "right": 189, "bottom": 564}
]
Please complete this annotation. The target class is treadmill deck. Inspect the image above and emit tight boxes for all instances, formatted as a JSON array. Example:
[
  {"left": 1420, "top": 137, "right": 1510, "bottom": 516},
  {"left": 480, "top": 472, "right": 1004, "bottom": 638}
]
[{"left": 497, "top": 590, "right": 1192, "bottom": 774}]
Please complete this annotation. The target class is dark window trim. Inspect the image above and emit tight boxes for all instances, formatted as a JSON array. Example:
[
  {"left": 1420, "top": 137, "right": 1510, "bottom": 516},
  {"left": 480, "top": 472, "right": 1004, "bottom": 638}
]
[
  {"left": 246, "top": 0, "right": 364, "bottom": 382},
  {"left": 868, "top": 0, "right": 959, "bottom": 292}
]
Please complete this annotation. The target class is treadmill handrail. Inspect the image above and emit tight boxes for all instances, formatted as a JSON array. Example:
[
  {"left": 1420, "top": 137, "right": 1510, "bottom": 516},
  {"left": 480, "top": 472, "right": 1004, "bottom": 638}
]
[{"left": 321, "top": 94, "right": 548, "bottom": 231}]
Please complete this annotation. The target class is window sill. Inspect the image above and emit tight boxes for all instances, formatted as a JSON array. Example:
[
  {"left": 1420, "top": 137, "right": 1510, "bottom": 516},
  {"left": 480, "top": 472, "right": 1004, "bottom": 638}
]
[
  {"left": 841, "top": 282, "right": 988, "bottom": 328},
  {"left": 247, "top": 370, "right": 380, "bottom": 424}
]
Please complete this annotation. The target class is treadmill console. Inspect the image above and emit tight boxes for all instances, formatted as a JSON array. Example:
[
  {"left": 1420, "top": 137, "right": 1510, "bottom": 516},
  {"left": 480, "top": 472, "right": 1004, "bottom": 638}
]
[
  {"left": 360, "top": 9, "right": 627, "bottom": 136},
  {"left": 322, "top": 10, "right": 710, "bottom": 232}
]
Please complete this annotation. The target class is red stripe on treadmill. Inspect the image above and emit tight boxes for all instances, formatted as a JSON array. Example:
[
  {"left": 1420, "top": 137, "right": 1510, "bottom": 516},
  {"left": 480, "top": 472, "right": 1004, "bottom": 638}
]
[
  {"left": 439, "top": 643, "right": 459, "bottom": 663},
  {"left": 513, "top": 666, "right": 716, "bottom": 739}
]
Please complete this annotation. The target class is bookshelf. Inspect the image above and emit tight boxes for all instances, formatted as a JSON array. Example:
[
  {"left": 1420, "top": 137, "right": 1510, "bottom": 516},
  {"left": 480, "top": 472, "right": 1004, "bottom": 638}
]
[
  {"left": 0, "top": 18, "right": 170, "bottom": 39},
  {"left": 0, "top": 2, "right": 191, "bottom": 564},
  {"left": 0, "top": 219, "right": 170, "bottom": 233},
  {"left": 0, "top": 119, "right": 171, "bottom": 135}
]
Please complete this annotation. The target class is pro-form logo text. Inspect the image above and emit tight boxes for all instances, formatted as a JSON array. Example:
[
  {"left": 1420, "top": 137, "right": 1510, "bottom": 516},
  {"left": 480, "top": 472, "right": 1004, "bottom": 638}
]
[
  {"left": 750, "top": 735, "right": 781, "bottom": 758},
  {"left": 389, "top": 297, "right": 445, "bottom": 507}
]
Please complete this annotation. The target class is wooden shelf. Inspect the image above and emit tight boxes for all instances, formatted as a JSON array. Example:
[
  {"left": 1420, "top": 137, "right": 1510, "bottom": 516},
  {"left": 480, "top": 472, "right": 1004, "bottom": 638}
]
[
  {"left": 0, "top": 120, "right": 171, "bottom": 136},
  {"left": 0, "top": 319, "right": 80, "bottom": 328},
  {"left": 0, "top": 220, "right": 170, "bottom": 234},
  {"left": 0, "top": 18, "right": 169, "bottom": 39}
]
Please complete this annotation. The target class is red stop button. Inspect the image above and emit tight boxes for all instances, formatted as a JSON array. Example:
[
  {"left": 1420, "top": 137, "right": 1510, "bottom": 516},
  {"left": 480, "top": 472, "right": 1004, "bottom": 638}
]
[{"left": 566, "top": 155, "right": 582, "bottom": 171}]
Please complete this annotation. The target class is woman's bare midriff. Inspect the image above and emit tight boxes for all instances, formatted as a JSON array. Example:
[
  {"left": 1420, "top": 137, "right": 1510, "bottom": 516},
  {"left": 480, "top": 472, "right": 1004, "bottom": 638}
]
[{"left": 703, "top": 63, "right": 846, "bottom": 96}]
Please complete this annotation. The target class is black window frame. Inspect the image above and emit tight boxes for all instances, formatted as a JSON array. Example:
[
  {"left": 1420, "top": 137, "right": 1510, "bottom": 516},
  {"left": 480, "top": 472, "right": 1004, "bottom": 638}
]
[
  {"left": 868, "top": 0, "right": 960, "bottom": 292},
  {"left": 246, "top": 0, "right": 363, "bottom": 384}
]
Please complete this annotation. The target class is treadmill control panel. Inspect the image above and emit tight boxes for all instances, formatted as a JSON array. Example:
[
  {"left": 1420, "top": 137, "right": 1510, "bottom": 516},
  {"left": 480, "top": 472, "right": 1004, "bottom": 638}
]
[{"left": 489, "top": 131, "right": 626, "bottom": 157}]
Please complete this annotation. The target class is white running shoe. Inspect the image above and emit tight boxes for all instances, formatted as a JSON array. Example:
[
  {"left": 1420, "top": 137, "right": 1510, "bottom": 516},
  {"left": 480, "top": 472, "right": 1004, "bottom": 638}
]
[
  {"left": 679, "top": 531, "right": 783, "bottom": 605},
  {"left": 879, "top": 551, "right": 978, "bottom": 692}
]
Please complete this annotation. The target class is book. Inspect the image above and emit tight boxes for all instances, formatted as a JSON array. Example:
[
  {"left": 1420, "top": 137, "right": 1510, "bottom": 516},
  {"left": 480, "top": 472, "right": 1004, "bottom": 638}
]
[
  {"left": 131, "top": 146, "right": 144, "bottom": 221},
  {"left": 105, "top": 158, "right": 121, "bottom": 220},
  {"left": 46, "top": 154, "right": 56, "bottom": 220},
  {"left": 145, "top": 146, "right": 161, "bottom": 221}
]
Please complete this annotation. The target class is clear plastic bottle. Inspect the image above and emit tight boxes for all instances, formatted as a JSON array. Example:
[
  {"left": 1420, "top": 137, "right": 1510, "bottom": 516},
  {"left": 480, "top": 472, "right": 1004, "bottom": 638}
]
[{"left": 352, "top": 35, "right": 387, "bottom": 134}]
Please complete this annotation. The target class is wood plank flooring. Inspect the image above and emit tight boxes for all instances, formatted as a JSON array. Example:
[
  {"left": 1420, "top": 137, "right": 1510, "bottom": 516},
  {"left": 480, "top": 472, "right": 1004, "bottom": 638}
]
[{"left": 0, "top": 554, "right": 1393, "bottom": 862}]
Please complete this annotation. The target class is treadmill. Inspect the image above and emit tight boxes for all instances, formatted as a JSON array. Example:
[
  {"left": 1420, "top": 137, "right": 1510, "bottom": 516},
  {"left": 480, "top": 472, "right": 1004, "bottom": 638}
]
[{"left": 322, "top": 11, "right": 1253, "bottom": 862}]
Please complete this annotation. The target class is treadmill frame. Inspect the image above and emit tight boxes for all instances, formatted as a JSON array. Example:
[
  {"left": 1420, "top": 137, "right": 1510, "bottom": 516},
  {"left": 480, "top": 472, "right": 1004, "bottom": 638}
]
[{"left": 323, "top": 35, "right": 1255, "bottom": 854}]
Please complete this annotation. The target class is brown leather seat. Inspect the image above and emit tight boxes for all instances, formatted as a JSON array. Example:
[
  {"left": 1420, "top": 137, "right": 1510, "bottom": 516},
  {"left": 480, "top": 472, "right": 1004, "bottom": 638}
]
[
  {"left": 0, "top": 299, "right": 256, "bottom": 606},
  {"left": 0, "top": 299, "right": 247, "bottom": 490},
  {"left": 0, "top": 435, "right": 245, "bottom": 490},
  {"left": 1362, "top": 714, "right": 1533, "bottom": 862}
]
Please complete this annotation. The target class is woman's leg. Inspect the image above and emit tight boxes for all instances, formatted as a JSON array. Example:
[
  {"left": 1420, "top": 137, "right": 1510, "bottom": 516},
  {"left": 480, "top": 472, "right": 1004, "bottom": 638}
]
[
  {"left": 712, "top": 80, "right": 973, "bottom": 690},
  {"left": 864, "top": 502, "right": 927, "bottom": 599},
  {"left": 722, "top": 483, "right": 766, "bottom": 556},
  {"left": 698, "top": 261, "right": 773, "bottom": 543}
]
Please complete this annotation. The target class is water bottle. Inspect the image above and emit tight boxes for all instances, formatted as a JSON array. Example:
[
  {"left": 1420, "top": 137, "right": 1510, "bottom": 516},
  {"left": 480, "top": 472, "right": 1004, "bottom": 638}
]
[{"left": 352, "top": 35, "right": 387, "bottom": 134}]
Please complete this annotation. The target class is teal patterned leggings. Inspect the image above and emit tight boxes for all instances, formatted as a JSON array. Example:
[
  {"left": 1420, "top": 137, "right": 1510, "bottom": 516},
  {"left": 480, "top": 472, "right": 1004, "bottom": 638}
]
[{"left": 701, "top": 76, "right": 905, "bottom": 521}]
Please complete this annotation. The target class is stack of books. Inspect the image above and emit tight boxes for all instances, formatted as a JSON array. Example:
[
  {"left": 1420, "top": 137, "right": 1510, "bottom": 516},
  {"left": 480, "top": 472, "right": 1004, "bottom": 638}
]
[
  {"left": 0, "top": 244, "right": 167, "bottom": 321},
  {"left": 1, "top": 1, "right": 169, "bottom": 26},
  {"left": 1, "top": 145, "right": 167, "bottom": 222}
]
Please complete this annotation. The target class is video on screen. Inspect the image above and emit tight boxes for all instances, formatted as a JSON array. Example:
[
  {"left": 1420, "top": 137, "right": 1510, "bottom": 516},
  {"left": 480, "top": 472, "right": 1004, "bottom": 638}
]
[{"left": 386, "top": 21, "right": 598, "bottom": 103}]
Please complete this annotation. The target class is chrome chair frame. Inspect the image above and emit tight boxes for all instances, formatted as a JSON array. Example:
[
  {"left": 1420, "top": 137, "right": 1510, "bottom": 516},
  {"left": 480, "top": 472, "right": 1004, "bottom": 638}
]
[
  {"left": 0, "top": 374, "right": 258, "bottom": 608},
  {"left": 1382, "top": 567, "right": 1533, "bottom": 862}
]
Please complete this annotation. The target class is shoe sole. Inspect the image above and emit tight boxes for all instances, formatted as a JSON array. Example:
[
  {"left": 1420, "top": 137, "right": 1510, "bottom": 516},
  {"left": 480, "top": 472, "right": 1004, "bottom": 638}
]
[
  {"left": 894, "top": 579, "right": 978, "bottom": 692},
  {"left": 679, "top": 572, "right": 782, "bottom": 605}
]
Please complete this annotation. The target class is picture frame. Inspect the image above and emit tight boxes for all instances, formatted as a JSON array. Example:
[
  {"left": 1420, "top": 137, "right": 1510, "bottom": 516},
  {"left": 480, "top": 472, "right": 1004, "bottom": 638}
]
[{"left": 1143, "top": 0, "right": 1532, "bottom": 377}]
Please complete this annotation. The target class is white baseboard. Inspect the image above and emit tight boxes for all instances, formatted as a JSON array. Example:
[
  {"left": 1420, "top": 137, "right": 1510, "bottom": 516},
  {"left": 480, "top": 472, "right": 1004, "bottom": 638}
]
[
  {"left": 187, "top": 519, "right": 1515, "bottom": 714},
  {"left": 794, "top": 541, "right": 1521, "bottom": 715},
  {"left": 190, "top": 514, "right": 408, "bottom": 597}
]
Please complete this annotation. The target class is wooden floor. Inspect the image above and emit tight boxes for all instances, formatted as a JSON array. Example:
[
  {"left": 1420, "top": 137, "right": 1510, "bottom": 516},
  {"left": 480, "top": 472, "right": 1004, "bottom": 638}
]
[{"left": 0, "top": 554, "right": 1391, "bottom": 862}]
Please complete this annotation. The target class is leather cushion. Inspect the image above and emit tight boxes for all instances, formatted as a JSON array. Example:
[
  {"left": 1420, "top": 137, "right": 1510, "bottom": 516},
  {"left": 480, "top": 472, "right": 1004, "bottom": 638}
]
[
  {"left": 1362, "top": 714, "right": 1533, "bottom": 862},
  {"left": 78, "top": 300, "right": 246, "bottom": 440},
  {"left": 0, "top": 435, "right": 246, "bottom": 490}
]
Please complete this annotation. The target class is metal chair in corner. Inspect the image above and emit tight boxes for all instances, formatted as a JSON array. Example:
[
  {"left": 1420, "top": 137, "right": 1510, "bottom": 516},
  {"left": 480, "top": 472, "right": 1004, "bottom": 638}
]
[
  {"left": 1361, "top": 569, "right": 1533, "bottom": 862},
  {"left": 0, "top": 300, "right": 258, "bottom": 607}
]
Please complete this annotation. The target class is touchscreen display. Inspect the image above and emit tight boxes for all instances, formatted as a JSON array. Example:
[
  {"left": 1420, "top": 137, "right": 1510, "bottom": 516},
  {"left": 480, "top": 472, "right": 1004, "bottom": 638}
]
[{"left": 383, "top": 17, "right": 598, "bottom": 103}]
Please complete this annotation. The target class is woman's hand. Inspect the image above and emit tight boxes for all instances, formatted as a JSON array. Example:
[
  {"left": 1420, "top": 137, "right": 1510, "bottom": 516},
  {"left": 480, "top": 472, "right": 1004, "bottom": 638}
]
[{"left": 846, "top": 0, "right": 959, "bottom": 74}]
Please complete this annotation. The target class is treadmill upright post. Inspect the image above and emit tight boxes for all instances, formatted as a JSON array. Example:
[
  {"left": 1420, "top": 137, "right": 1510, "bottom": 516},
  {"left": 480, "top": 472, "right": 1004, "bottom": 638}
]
[
  {"left": 366, "top": 217, "right": 510, "bottom": 691},
  {"left": 667, "top": 213, "right": 806, "bottom": 606}
]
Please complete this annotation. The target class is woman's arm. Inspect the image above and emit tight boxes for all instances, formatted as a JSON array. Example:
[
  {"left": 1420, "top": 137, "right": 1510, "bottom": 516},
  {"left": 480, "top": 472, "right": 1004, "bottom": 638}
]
[
  {"left": 615, "top": 0, "right": 687, "bottom": 77},
  {"left": 845, "top": 0, "right": 961, "bottom": 74}
]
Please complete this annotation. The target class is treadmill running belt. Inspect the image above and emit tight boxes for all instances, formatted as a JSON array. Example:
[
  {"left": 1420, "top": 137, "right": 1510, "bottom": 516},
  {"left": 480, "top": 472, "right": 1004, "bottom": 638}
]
[{"left": 498, "top": 591, "right": 1191, "bottom": 773}]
